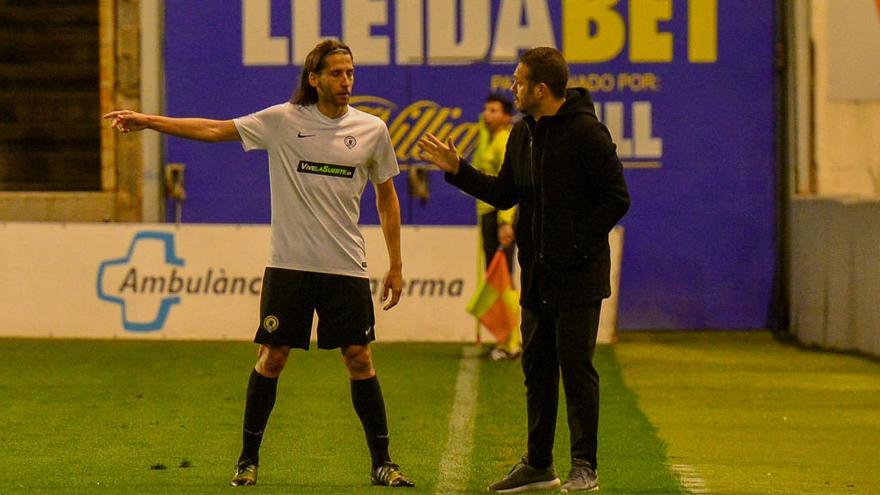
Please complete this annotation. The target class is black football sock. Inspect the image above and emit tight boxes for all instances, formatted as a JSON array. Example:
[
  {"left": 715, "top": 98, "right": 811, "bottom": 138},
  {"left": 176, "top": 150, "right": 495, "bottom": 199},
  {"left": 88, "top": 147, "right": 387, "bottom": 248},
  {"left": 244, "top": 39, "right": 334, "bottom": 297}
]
[
  {"left": 351, "top": 375, "right": 392, "bottom": 469},
  {"left": 238, "top": 369, "right": 278, "bottom": 466}
]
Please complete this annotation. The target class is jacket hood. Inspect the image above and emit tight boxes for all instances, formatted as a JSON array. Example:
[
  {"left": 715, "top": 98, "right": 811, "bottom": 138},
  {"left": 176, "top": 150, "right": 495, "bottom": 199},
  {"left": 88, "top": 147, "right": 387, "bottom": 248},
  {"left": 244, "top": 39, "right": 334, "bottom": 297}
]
[
  {"left": 525, "top": 88, "right": 597, "bottom": 127},
  {"left": 557, "top": 87, "right": 597, "bottom": 120}
]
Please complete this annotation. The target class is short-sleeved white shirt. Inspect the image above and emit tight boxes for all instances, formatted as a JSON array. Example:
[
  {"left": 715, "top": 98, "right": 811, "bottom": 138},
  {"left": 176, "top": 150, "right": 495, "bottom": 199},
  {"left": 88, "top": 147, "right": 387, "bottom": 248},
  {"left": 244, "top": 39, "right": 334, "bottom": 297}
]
[{"left": 234, "top": 103, "right": 399, "bottom": 278}]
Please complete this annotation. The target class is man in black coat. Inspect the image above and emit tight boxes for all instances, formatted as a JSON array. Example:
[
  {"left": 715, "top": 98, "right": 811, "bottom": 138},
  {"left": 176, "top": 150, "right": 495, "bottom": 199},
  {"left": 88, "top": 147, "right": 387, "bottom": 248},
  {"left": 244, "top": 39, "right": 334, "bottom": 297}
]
[{"left": 418, "top": 46, "right": 630, "bottom": 493}]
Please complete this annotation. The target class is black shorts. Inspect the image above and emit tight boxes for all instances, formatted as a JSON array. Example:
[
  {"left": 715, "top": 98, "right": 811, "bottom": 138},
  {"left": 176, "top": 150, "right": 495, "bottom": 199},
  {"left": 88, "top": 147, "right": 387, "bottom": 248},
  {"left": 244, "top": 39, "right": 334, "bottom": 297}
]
[{"left": 254, "top": 267, "right": 376, "bottom": 350}]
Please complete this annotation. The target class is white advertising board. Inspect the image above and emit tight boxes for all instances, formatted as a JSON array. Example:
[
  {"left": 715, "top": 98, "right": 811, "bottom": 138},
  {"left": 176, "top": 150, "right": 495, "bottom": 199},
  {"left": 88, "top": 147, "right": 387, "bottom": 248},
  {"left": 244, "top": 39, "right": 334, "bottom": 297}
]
[{"left": 0, "top": 223, "right": 620, "bottom": 343}]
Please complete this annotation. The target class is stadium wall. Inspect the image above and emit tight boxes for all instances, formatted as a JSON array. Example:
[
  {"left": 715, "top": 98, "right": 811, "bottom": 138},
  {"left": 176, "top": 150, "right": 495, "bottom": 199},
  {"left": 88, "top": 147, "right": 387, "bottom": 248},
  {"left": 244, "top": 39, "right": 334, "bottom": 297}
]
[
  {"left": 3, "top": 1, "right": 783, "bottom": 332},
  {"left": 784, "top": 1, "right": 880, "bottom": 357},
  {"left": 0, "top": 193, "right": 114, "bottom": 222},
  {"left": 808, "top": 0, "right": 880, "bottom": 196},
  {"left": 0, "top": 223, "right": 623, "bottom": 344}
]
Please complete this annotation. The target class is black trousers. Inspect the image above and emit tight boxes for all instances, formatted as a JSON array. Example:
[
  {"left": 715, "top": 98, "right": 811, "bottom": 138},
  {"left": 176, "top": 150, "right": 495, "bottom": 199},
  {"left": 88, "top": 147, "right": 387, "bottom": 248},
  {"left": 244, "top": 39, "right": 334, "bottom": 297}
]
[{"left": 521, "top": 301, "right": 602, "bottom": 469}]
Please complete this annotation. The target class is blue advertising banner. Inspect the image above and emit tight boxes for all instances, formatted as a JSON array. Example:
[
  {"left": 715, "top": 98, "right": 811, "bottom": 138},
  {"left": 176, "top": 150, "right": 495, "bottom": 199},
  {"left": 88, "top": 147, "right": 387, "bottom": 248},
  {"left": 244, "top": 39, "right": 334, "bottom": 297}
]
[{"left": 164, "top": 0, "right": 776, "bottom": 329}]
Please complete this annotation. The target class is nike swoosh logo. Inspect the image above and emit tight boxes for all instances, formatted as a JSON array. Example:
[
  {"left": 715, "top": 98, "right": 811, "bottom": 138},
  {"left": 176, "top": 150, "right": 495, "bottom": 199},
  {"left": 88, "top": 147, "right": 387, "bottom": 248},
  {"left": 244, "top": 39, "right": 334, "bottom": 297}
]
[{"left": 297, "top": 131, "right": 315, "bottom": 138}]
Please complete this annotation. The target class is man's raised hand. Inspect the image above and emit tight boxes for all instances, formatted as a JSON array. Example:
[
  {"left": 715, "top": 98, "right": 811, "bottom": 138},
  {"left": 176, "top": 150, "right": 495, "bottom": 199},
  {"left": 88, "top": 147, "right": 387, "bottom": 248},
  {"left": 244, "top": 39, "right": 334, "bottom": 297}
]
[{"left": 417, "top": 133, "right": 460, "bottom": 175}]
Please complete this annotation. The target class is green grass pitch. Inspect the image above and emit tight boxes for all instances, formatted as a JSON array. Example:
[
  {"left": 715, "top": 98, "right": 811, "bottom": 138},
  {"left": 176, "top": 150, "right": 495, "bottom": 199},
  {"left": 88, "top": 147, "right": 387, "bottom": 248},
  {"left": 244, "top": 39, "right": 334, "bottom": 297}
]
[{"left": 0, "top": 332, "right": 877, "bottom": 494}]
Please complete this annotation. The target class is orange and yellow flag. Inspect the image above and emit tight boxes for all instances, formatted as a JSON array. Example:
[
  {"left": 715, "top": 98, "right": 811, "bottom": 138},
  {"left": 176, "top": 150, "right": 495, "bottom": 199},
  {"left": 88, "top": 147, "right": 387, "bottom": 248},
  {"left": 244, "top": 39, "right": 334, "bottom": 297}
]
[{"left": 467, "top": 250, "right": 519, "bottom": 343}]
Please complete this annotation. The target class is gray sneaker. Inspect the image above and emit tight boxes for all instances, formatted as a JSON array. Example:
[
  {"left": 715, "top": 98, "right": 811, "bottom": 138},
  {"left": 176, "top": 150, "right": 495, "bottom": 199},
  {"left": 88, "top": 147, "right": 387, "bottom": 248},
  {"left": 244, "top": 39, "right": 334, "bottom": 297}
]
[
  {"left": 488, "top": 456, "right": 561, "bottom": 493},
  {"left": 560, "top": 459, "right": 598, "bottom": 492},
  {"left": 488, "top": 347, "right": 517, "bottom": 361}
]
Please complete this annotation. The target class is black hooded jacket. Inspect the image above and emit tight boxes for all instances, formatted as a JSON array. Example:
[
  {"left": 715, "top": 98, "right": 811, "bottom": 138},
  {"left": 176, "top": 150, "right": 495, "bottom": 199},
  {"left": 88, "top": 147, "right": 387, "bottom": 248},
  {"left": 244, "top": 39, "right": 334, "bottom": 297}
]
[{"left": 447, "top": 88, "right": 630, "bottom": 309}]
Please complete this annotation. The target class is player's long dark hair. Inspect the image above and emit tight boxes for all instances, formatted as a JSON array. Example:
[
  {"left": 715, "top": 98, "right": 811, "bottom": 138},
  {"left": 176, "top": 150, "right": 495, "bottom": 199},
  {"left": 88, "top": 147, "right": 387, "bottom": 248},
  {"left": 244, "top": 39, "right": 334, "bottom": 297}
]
[{"left": 291, "top": 40, "right": 354, "bottom": 106}]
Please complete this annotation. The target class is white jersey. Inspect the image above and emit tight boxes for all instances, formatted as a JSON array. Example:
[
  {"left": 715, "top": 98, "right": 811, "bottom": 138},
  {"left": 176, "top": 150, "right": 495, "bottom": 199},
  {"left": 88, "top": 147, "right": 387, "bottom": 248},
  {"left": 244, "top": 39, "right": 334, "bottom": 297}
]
[{"left": 234, "top": 103, "right": 399, "bottom": 278}]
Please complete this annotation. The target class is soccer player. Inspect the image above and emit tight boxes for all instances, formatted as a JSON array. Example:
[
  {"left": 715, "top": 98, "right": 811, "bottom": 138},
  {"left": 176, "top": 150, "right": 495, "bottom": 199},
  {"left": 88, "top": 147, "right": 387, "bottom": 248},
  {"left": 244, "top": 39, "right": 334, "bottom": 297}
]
[
  {"left": 418, "top": 47, "right": 630, "bottom": 492},
  {"left": 104, "top": 39, "right": 415, "bottom": 488}
]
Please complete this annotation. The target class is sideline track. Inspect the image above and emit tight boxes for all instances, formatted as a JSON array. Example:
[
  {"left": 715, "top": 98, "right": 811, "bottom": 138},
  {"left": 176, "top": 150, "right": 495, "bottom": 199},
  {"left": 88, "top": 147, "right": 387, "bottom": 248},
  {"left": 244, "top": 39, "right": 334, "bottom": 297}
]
[{"left": 434, "top": 345, "right": 482, "bottom": 494}]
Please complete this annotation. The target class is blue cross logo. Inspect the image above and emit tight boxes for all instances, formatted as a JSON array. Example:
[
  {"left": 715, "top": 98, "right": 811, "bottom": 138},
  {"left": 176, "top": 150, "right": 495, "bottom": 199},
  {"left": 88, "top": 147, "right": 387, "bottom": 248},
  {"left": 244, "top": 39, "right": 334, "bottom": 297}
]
[{"left": 96, "top": 231, "right": 185, "bottom": 332}]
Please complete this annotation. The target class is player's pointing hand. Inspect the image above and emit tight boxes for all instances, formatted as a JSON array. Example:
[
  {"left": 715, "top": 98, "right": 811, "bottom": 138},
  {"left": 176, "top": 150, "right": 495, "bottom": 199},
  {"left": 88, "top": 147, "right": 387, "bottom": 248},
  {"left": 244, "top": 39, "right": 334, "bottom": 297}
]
[{"left": 103, "top": 110, "right": 150, "bottom": 133}]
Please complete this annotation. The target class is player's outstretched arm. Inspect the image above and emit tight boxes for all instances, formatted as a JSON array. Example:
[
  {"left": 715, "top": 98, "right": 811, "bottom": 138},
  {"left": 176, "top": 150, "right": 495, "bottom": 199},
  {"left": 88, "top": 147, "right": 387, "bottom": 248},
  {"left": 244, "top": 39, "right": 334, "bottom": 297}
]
[
  {"left": 103, "top": 110, "right": 240, "bottom": 142},
  {"left": 375, "top": 178, "right": 402, "bottom": 311}
]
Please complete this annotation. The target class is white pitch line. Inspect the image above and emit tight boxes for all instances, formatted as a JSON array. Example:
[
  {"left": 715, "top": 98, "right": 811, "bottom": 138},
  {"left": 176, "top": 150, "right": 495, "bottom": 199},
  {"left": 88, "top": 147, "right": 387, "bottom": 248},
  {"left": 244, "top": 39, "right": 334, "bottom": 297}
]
[
  {"left": 670, "top": 464, "right": 710, "bottom": 494},
  {"left": 434, "top": 345, "right": 482, "bottom": 494}
]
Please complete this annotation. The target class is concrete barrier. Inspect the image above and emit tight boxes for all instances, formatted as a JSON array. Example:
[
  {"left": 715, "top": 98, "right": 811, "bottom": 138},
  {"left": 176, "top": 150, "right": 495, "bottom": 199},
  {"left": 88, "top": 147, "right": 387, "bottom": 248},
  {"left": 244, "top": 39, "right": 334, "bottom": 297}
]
[{"left": 790, "top": 197, "right": 880, "bottom": 357}]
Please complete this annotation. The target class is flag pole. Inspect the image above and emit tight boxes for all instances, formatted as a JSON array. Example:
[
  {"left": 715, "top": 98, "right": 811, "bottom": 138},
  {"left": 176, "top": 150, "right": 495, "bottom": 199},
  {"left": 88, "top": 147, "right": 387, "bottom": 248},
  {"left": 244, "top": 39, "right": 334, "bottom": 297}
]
[{"left": 475, "top": 228, "right": 483, "bottom": 346}]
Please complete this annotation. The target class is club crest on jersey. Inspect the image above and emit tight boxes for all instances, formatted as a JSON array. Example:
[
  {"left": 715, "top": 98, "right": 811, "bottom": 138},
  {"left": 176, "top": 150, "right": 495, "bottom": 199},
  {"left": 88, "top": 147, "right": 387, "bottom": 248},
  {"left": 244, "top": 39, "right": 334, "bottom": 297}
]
[
  {"left": 344, "top": 136, "right": 357, "bottom": 149},
  {"left": 262, "top": 315, "right": 279, "bottom": 333}
]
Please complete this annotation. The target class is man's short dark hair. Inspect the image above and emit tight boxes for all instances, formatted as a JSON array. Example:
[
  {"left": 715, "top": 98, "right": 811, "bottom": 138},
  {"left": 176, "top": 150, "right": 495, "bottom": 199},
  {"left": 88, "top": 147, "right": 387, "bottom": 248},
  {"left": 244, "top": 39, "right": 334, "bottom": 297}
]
[
  {"left": 519, "top": 47, "right": 569, "bottom": 99},
  {"left": 486, "top": 93, "right": 514, "bottom": 115},
  {"left": 291, "top": 39, "right": 354, "bottom": 105}
]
